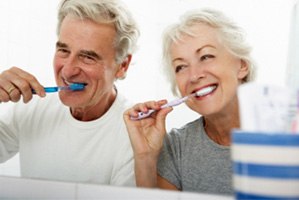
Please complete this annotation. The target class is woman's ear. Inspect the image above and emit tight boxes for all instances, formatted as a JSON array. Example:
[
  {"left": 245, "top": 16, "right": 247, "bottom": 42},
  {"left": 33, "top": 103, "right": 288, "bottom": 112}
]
[
  {"left": 116, "top": 55, "right": 132, "bottom": 79},
  {"left": 237, "top": 60, "right": 249, "bottom": 80}
]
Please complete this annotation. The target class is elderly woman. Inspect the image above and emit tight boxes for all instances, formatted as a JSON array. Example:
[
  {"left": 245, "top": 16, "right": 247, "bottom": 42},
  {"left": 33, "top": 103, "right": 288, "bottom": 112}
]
[{"left": 123, "top": 8, "right": 256, "bottom": 195}]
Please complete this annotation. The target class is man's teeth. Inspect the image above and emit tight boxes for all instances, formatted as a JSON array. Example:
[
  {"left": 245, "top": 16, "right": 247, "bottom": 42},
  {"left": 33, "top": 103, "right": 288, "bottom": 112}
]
[{"left": 195, "top": 86, "right": 216, "bottom": 97}]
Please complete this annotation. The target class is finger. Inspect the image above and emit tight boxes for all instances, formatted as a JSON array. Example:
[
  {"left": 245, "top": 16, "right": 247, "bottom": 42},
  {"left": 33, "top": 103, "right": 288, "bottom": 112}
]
[
  {"left": 125, "top": 100, "right": 169, "bottom": 121},
  {"left": 10, "top": 78, "right": 34, "bottom": 103},
  {"left": 9, "top": 88, "right": 22, "bottom": 102},
  {"left": 136, "top": 101, "right": 157, "bottom": 111},
  {"left": 126, "top": 102, "right": 157, "bottom": 119},
  {"left": 7, "top": 85, "right": 16, "bottom": 94},
  {"left": 0, "top": 73, "right": 16, "bottom": 93},
  {"left": 17, "top": 70, "right": 45, "bottom": 97},
  {"left": 136, "top": 100, "right": 168, "bottom": 114},
  {"left": 123, "top": 108, "right": 136, "bottom": 123},
  {"left": 145, "top": 100, "right": 167, "bottom": 109},
  {"left": 1, "top": 67, "right": 45, "bottom": 103},
  {"left": 131, "top": 102, "right": 160, "bottom": 120},
  {"left": 0, "top": 88, "right": 10, "bottom": 102},
  {"left": 5, "top": 82, "right": 26, "bottom": 103},
  {"left": 9, "top": 67, "right": 45, "bottom": 98},
  {"left": 0, "top": 77, "right": 20, "bottom": 102},
  {"left": 156, "top": 99, "right": 168, "bottom": 107},
  {"left": 124, "top": 106, "right": 141, "bottom": 120},
  {"left": 155, "top": 107, "right": 173, "bottom": 134}
]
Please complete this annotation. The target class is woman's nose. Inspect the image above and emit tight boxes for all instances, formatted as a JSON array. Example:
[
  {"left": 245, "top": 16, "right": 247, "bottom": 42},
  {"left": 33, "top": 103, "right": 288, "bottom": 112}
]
[{"left": 189, "top": 64, "right": 206, "bottom": 83}]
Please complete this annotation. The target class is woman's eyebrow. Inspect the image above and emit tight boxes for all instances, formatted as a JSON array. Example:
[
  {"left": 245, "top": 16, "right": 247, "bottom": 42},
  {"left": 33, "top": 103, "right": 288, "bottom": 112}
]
[
  {"left": 172, "top": 44, "right": 216, "bottom": 63},
  {"left": 195, "top": 44, "right": 216, "bottom": 54}
]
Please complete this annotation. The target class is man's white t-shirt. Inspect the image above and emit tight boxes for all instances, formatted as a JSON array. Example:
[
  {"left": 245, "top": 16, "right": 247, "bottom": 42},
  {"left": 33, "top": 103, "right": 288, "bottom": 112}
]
[{"left": 0, "top": 92, "right": 135, "bottom": 186}]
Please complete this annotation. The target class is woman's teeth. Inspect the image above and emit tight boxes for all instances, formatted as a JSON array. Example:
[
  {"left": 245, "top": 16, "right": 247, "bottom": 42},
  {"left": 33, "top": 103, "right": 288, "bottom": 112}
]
[{"left": 195, "top": 86, "right": 216, "bottom": 97}]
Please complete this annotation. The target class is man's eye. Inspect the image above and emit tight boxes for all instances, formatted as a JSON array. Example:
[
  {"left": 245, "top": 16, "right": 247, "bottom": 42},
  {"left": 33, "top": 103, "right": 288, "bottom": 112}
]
[
  {"left": 79, "top": 55, "right": 97, "bottom": 64},
  {"left": 56, "top": 49, "right": 69, "bottom": 57}
]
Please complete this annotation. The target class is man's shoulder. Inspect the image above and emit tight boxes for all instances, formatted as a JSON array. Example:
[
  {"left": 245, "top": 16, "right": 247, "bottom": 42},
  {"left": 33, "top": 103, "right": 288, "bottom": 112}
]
[{"left": 114, "top": 92, "right": 134, "bottom": 110}]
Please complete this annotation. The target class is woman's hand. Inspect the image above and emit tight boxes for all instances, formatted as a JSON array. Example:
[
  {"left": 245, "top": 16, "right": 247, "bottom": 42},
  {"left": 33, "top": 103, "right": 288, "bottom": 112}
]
[
  {"left": 123, "top": 100, "right": 173, "bottom": 187},
  {"left": 124, "top": 100, "right": 173, "bottom": 157},
  {"left": 0, "top": 67, "right": 45, "bottom": 103}
]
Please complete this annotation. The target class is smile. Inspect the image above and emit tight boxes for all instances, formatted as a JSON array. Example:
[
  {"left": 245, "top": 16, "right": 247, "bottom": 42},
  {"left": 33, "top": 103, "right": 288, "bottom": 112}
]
[{"left": 195, "top": 85, "right": 217, "bottom": 97}]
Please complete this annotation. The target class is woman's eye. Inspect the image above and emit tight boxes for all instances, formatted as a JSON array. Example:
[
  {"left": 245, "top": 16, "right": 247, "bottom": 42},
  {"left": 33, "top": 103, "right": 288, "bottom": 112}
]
[
  {"left": 200, "top": 54, "right": 214, "bottom": 61},
  {"left": 175, "top": 65, "right": 186, "bottom": 73}
]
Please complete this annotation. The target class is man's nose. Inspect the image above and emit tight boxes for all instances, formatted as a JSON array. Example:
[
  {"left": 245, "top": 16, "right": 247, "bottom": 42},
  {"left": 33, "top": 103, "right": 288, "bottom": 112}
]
[{"left": 61, "top": 56, "right": 81, "bottom": 78}]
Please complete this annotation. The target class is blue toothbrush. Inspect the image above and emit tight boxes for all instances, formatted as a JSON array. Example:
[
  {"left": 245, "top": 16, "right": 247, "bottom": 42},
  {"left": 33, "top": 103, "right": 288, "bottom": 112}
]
[{"left": 32, "top": 83, "right": 85, "bottom": 94}]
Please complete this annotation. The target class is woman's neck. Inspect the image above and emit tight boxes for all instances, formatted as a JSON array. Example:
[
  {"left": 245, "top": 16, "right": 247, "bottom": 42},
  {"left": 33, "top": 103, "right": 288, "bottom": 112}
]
[{"left": 203, "top": 103, "right": 240, "bottom": 146}]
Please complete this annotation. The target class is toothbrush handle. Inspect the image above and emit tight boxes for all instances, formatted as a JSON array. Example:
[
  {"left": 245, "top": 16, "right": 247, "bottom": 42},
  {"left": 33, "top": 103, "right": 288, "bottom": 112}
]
[
  {"left": 32, "top": 84, "right": 85, "bottom": 94},
  {"left": 32, "top": 87, "right": 60, "bottom": 94},
  {"left": 130, "top": 102, "right": 176, "bottom": 120},
  {"left": 161, "top": 97, "right": 187, "bottom": 108},
  {"left": 130, "top": 96, "right": 190, "bottom": 120},
  {"left": 130, "top": 109, "right": 156, "bottom": 120},
  {"left": 44, "top": 87, "right": 60, "bottom": 93}
]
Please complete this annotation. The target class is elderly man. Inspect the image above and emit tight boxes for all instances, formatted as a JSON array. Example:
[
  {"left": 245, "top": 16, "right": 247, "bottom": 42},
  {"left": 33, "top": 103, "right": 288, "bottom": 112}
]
[{"left": 0, "top": 0, "right": 139, "bottom": 186}]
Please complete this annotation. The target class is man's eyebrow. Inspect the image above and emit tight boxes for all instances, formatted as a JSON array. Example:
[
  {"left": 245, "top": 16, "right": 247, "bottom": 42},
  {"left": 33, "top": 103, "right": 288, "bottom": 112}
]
[
  {"left": 56, "top": 41, "right": 102, "bottom": 60},
  {"left": 56, "top": 41, "right": 68, "bottom": 48},
  {"left": 80, "top": 50, "right": 102, "bottom": 60}
]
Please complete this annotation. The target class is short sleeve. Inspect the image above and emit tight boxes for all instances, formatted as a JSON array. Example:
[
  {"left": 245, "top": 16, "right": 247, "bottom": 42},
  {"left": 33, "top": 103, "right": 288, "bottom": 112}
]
[{"left": 157, "top": 131, "right": 182, "bottom": 190}]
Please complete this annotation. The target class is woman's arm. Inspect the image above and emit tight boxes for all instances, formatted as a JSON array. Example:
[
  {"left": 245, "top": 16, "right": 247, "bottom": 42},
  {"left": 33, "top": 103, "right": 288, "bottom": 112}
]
[{"left": 157, "top": 175, "right": 179, "bottom": 190}]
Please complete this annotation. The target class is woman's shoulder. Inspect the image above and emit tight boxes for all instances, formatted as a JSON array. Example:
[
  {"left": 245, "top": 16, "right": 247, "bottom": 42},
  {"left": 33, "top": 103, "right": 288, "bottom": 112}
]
[
  {"left": 172, "top": 116, "right": 203, "bottom": 130},
  {"left": 168, "top": 116, "right": 204, "bottom": 138}
]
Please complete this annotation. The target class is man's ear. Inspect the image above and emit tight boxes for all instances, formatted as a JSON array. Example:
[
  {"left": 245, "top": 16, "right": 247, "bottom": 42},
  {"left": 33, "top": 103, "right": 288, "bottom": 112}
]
[
  {"left": 116, "top": 55, "right": 132, "bottom": 79},
  {"left": 238, "top": 59, "right": 249, "bottom": 80}
]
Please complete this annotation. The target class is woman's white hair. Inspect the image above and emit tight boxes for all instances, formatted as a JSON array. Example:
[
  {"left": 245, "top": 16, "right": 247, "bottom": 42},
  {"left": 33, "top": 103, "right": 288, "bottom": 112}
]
[{"left": 162, "top": 8, "right": 256, "bottom": 96}]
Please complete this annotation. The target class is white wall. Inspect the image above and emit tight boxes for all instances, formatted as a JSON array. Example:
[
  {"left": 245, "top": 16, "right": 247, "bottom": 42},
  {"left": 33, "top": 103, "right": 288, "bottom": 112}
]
[
  {"left": 117, "top": 0, "right": 295, "bottom": 128},
  {"left": 0, "top": 0, "right": 296, "bottom": 177}
]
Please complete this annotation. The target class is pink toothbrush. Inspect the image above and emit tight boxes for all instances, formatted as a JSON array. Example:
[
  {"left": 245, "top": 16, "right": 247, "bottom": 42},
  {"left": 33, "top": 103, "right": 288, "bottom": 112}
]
[
  {"left": 130, "top": 86, "right": 215, "bottom": 120},
  {"left": 130, "top": 94, "right": 192, "bottom": 120}
]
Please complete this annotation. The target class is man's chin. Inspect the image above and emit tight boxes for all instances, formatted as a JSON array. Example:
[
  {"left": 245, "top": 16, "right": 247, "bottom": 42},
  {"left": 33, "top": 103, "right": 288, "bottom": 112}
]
[{"left": 59, "top": 94, "right": 83, "bottom": 108}]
